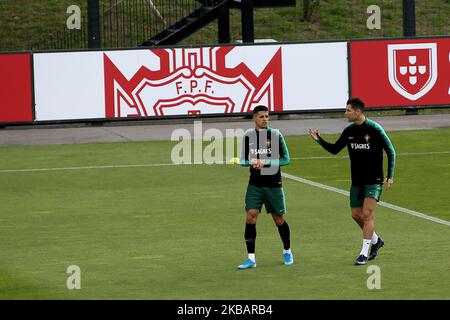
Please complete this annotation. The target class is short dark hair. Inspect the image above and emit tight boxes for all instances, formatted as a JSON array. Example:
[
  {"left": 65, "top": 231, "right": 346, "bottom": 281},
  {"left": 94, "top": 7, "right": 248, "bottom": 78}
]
[
  {"left": 253, "top": 105, "right": 269, "bottom": 114},
  {"left": 347, "top": 98, "right": 365, "bottom": 111}
]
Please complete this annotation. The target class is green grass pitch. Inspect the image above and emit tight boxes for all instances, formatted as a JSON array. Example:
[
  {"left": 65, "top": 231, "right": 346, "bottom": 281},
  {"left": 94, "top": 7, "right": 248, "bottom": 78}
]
[{"left": 0, "top": 128, "right": 449, "bottom": 299}]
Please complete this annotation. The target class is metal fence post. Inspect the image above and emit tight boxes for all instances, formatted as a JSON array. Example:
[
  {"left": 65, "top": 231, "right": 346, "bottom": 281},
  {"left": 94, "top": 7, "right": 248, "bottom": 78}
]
[
  {"left": 88, "top": 0, "right": 101, "bottom": 48},
  {"left": 241, "top": 0, "right": 255, "bottom": 43},
  {"left": 218, "top": 4, "right": 230, "bottom": 44},
  {"left": 403, "top": 0, "right": 416, "bottom": 37}
]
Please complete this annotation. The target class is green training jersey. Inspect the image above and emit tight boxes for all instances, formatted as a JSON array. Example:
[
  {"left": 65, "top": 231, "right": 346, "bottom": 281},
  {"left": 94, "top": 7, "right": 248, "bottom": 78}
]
[
  {"left": 240, "top": 127, "right": 290, "bottom": 188},
  {"left": 317, "top": 118, "right": 396, "bottom": 186}
]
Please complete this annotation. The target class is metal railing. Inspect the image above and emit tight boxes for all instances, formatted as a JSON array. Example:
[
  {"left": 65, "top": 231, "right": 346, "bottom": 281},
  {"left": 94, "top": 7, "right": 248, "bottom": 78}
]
[
  {"left": 32, "top": 0, "right": 218, "bottom": 50},
  {"left": 35, "top": 24, "right": 88, "bottom": 51},
  {"left": 102, "top": 0, "right": 207, "bottom": 48}
]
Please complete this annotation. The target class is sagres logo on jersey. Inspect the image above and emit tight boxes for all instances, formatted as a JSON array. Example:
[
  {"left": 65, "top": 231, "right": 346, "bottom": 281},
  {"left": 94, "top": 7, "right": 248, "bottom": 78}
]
[
  {"left": 351, "top": 143, "right": 370, "bottom": 150},
  {"left": 387, "top": 43, "right": 438, "bottom": 101},
  {"left": 103, "top": 47, "right": 283, "bottom": 118}
]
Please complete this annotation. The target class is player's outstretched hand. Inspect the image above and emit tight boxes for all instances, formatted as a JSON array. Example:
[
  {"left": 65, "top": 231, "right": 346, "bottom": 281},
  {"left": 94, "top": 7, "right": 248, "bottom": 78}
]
[{"left": 308, "top": 128, "right": 320, "bottom": 141}]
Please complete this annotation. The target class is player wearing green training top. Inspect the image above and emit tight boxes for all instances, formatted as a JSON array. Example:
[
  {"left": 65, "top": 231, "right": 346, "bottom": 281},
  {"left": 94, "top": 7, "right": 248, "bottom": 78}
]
[
  {"left": 309, "top": 98, "right": 396, "bottom": 266},
  {"left": 237, "top": 105, "right": 293, "bottom": 270}
]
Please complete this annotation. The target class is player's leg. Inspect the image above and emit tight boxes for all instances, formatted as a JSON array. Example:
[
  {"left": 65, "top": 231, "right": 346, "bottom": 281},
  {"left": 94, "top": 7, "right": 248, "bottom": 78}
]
[
  {"left": 364, "top": 184, "right": 384, "bottom": 261},
  {"left": 271, "top": 213, "right": 293, "bottom": 265},
  {"left": 238, "top": 208, "right": 260, "bottom": 269},
  {"left": 355, "top": 195, "right": 381, "bottom": 265},
  {"left": 351, "top": 207, "right": 364, "bottom": 229},
  {"left": 352, "top": 206, "right": 382, "bottom": 257},
  {"left": 350, "top": 185, "right": 364, "bottom": 228},
  {"left": 245, "top": 208, "right": 259, "bottom": 259},
  {"left": 352, "top": 185, "right": 383, "bottom": 254},
  {"left": 238, "top": 185, "right": 262, "bottom": 269},
  {"left": 362, "top": 197, "right": 377, "bottom": 242},
  {"left": 350, "top": 185, "right": 370, "bottom": 265},
  {"left": 354, "top": 212, "right": 371, "bottom": 264},
  {"left": 265, "top": 187, "right": 293, "bottom": 265}
]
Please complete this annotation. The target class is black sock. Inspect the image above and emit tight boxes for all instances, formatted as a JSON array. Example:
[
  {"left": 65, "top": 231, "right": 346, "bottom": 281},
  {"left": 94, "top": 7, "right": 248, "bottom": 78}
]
[
  {"left": 277, "top": 221, "right": 291, "bottom": 250},
  {"left": 244, "top": 223, "right": 256, "bottom": 254}
]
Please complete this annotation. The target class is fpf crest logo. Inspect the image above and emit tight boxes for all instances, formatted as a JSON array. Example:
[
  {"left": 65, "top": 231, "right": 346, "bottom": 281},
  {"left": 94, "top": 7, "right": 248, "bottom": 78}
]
[
  {"left": 104, "top": 47, "right": 283, "bottom": 118},
  {"left": 387, "top": 43, "right": 438, "bottom": 101}
]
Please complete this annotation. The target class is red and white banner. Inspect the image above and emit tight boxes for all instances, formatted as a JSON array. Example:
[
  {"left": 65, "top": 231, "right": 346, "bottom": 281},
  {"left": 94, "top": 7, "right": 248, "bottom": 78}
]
[
  {"left": 0, "top": 53, "right": 33, "bottom": 123},
  {"left": 33, "top": 42, "right": 348, "bottom": 121},
  {"left": 104, "top": 46, "right": 283, "bottom": 117},
  {"left": 350, "top": 37, "right": 450, "bottom": 107}
]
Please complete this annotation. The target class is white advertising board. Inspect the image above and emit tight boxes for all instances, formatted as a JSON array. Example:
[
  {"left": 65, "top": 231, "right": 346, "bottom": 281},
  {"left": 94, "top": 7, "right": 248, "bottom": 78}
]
[{"left": 33, "top": 42, "right": 349, "bottom": 121}]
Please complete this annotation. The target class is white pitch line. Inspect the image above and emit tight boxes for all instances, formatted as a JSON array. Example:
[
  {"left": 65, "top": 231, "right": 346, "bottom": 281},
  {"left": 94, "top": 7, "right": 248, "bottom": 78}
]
[
  {"left": 1, "top": 150, "right": 449, "bottom": 173},
  {"left": 377, "top": 201, "right": 450, "bottom": 226},
  {"left": 0, "top": 163, "right": 176, "bottom": 173},
  {"left": 0, "top": 162, "right": 215, "bottom": 173},
  {"left": 290, "top": 150, "right": 450, "bottom": 160},
  {"left": 0, "top": 162, "right": 226, "bottom": 173},
  {"left": 395, "top": 151, "right": 450, "bottom": 156},
  {"left": 281, "top": 172, "right": 450, "bottom": 227}
]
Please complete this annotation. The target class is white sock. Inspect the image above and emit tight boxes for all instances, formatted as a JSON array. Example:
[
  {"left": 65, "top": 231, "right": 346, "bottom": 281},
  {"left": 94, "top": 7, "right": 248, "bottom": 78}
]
[
  {"left": 248, "top": 253, "right": 255, "bottom": 262},
  {"left": 283, "top": 249, "right": 292, "bottom": 255},
  {"left": 360, "top": 239, "right": 372, "bottom": 257},
  {"left": 371, "top": 232, "right": 379, "bottom": 245}
]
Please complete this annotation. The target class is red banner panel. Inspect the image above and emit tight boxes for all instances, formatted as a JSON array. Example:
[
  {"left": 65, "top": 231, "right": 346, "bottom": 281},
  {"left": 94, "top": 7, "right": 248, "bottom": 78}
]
[
  {"left": 350, "top": 37, "right": 449, "bottom": 107},
  {"left": 0, "top": 53, "right": 33, "bottom": 123}
]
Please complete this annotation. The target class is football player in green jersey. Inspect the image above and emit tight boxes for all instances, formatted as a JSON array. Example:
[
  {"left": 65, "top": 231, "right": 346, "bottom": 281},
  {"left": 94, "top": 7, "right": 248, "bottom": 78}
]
[
  {"left": 237, "top": 105, "right": 293, "bottom": 269},
  {"left": 309, "top": 98, "right": 396, "bottom": 265}
]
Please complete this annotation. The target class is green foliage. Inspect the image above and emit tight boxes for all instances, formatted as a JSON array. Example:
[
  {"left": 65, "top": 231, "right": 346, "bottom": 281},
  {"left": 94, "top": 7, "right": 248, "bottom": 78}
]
[
  {"left": 184, "top": 0, "right": 449, "bottom": 45},
  {"left": 0, "top": 0, "right": 449, "bottom": 51}
]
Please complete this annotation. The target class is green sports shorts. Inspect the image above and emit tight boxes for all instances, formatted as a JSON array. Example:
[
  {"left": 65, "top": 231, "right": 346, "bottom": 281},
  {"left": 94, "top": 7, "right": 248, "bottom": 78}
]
[
  {"left": 350, "top": 184, "right": 383, "bottom": 208},
  {"left": 245, "top": 184, "right": 287, "bottom": 215}
]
